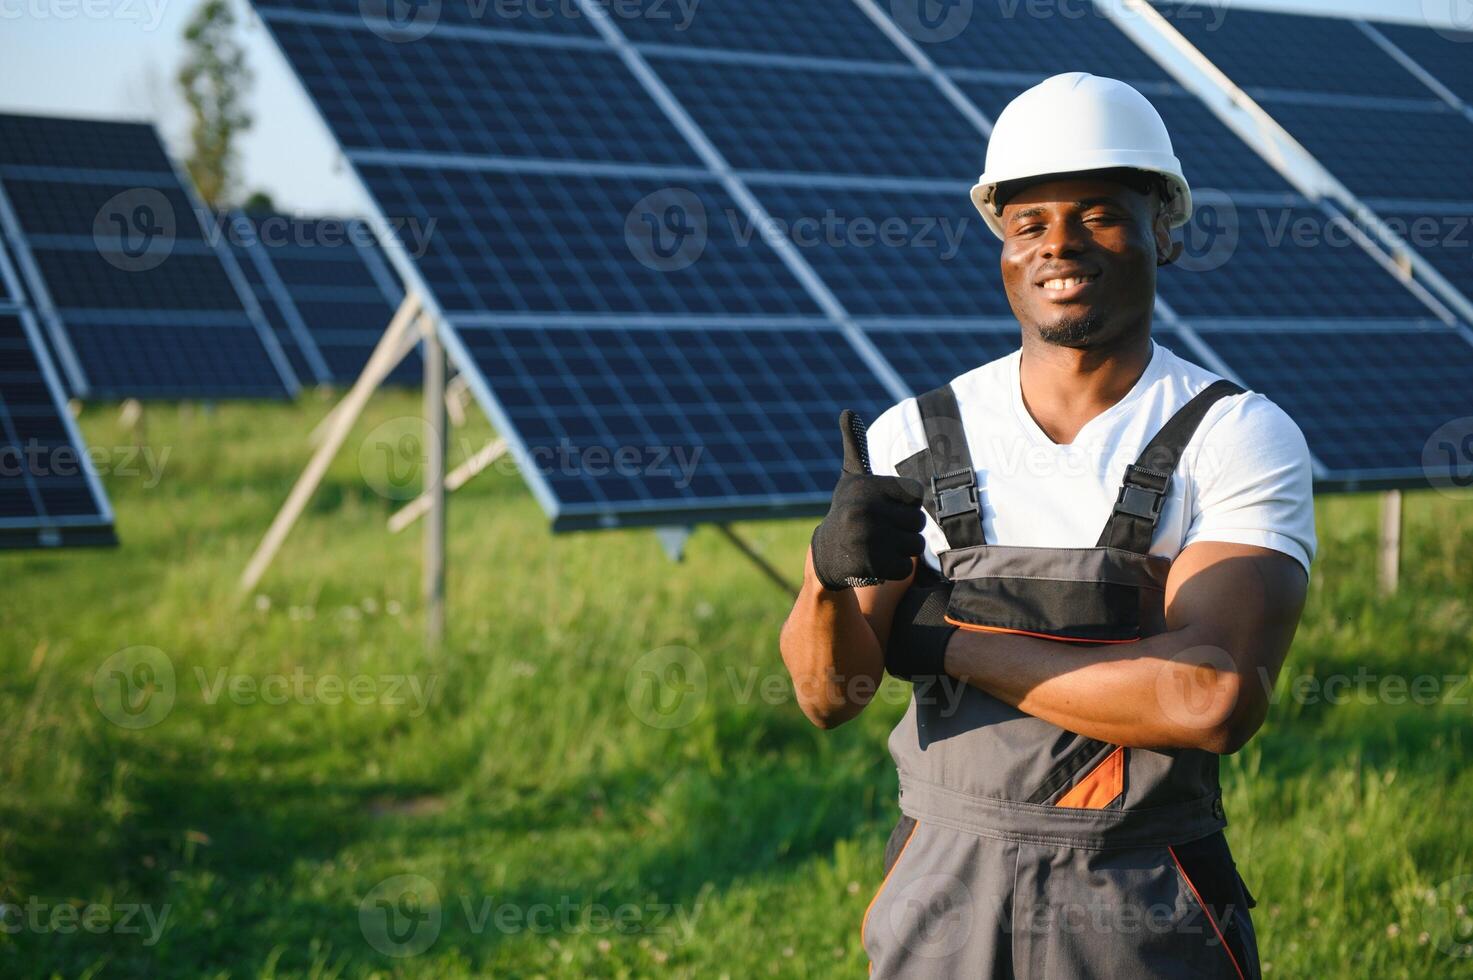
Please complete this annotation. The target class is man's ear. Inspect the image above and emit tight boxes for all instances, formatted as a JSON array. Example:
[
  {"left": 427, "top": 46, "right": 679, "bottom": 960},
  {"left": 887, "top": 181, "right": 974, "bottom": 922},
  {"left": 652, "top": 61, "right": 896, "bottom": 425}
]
[{"left": 1154, "top": 203, "right": 1181, "bottom": 267}]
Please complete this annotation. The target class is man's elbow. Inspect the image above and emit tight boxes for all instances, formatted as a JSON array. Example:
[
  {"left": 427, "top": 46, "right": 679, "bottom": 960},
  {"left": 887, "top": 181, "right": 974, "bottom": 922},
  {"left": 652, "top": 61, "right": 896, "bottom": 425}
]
[
  {"left": 1173, "top": 671, "right": 1264, "bottom": 754},
  {"left": 799, "top": 698, "right": 859, "bottom": 730}
]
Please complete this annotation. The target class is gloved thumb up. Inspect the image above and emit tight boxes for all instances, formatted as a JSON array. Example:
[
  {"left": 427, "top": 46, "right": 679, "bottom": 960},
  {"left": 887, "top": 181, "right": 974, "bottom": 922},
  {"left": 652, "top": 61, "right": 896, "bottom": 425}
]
[{"left": 811, "top": 410, "right": 926, "bottom": 591}]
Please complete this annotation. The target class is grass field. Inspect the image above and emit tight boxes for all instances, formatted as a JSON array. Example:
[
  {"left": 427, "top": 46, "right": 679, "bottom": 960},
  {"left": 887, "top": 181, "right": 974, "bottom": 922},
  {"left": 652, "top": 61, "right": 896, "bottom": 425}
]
[{"left": 3, "top": 392, "right": 1473, "bottom": 978}]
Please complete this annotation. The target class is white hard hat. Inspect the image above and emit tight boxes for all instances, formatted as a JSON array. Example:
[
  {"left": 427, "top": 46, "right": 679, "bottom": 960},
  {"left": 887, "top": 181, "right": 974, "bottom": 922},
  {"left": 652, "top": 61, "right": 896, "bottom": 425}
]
[{"left": 970, "top": 72, "right": 1191, "bottom": 240}]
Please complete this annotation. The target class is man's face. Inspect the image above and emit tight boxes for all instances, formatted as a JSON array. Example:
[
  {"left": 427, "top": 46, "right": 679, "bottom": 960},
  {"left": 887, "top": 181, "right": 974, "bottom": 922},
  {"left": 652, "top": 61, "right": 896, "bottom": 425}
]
[{"left": 998, "top": 175, "right": 1171, "bottom": 350}]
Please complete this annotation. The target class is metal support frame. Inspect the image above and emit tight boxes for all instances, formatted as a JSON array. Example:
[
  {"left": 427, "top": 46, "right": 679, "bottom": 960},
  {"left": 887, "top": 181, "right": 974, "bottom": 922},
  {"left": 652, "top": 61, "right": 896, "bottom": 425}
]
[
  {"left": 422, "top": 325, "right": 447, "bottom": 648},
  {"left": 1378, "top": 489, "right": 1402, "bottom": 596},
  {"left": 388, "top": 438, "right": 507, "bottom": 534},
  {"left": 239, "top": 293, "right": 428, "bottom": 594},
  {"left": 715, "top": 524, "right": 798, "bottom": 597}
]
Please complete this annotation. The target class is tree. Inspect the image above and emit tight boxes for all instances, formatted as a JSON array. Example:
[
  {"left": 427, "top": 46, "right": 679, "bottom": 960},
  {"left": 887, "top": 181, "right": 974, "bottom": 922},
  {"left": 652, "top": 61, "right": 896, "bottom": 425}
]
[
  {"left": 178, "top": 0, "right": 252, "bottom": 208},
  {"left": 241, "top": 190, "right": 276, "bottom": 215}
]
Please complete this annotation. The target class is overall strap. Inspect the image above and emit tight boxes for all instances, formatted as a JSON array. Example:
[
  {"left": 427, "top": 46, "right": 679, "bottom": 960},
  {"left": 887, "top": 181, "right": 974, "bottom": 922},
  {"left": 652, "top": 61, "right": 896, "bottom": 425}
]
[
  {"left": 1097, "top": 379, "right": 1246, "bottom": 554},
  {"left": 913, "top": 384, "right": 984, "bottom": 550}
]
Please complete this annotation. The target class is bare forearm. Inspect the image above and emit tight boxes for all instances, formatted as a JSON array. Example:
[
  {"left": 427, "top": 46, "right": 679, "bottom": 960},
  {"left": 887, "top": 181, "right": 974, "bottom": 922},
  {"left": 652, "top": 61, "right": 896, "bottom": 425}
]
[
  {"left": 779, "top": 549, "right": 889, "bottom": 728},
  {"left": 942, "top": 624, "right": 1246, "bottom": 752}
]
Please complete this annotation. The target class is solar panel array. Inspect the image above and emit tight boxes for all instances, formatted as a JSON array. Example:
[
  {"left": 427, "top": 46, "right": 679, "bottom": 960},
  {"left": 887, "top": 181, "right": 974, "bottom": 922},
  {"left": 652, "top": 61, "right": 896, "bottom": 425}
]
[
  {"left": 0, "top": 114, "right": 298, "bottom": 399},
  {"left": 1150, "top": 2, "right": 1473, "bottom": 485},
  {"left": 0, "top": 228, "right": 116, "bottom": 548},
  {"left": 223, "top": 211, "right": 415, "bottom": 385},
  {"left": 252, "top": 0, "right": 1473, "bottom": 520}
]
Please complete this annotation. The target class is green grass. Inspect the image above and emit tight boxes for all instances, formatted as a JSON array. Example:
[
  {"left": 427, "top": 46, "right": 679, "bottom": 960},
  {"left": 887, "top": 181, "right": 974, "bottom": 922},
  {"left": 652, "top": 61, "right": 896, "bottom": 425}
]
[{"left": 2, "top": 393, "right": 1472, "bottom": 978}]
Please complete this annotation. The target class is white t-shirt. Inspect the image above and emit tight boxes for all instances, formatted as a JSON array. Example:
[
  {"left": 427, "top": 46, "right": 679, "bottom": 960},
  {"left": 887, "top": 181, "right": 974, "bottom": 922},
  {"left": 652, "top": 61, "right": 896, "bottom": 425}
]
[{"left": 866, "top": 339, "right": 1317, "bottom": 574}]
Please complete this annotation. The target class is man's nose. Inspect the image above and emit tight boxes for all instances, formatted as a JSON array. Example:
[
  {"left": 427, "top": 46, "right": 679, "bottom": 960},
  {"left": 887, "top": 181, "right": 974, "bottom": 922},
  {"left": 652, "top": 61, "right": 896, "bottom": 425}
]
[{"left": 1038, "top": 216, "right": 1087, "bottom": 259}]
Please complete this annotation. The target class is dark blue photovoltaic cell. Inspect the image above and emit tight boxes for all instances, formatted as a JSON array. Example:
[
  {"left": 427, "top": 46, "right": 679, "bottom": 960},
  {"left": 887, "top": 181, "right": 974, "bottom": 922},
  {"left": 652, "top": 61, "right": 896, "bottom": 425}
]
[
  {"left": 961, "top": 81, "right": 1290, "bottom": 195},
  {"left": 750, "top": 183, "right": 1009, "bottom": 318},
  {"left": 617, "top": 0, "right": 904, "bottom": 62},
  {"left": 457, "top": 325, "right": 894, "bottom": 523},
  {"left": 63, "top": 322, "right": 297, "bottom": 398},
  {"left": 904, "top": 2, "right": 1170, "bottom": 83},
  {"left": 360, "top": 164, "right": 820, "bottom": 316},
  {"left": 0, "top": 113, "right": 173, "bottom": 171},
  {"left": 25, "top": 249, "right": 250, "bottom": 311},
  {"left": 649, "top": 57, "right": 981, "bottom": 180},
  {"left": 0, "top": 312, "right": 114, "bottom": 547},
  {"left": 227, "top": 213, "right": 418, "bottom": 384},
  {"left": 0, "top": 239, "right": 16, "bottom": 306},
  {"left": 0, "top": 114, "right": 292, "bottom": 399},
  {"left": 866, "top": 327, "right": 1203, "bottom": 394},
  {"left": 1154, "top": 2, "right": 1431, "bottom": 99},
  {"left": 1, "top": 178, "right": 205, "bottom": 240},
  {"left": 1373, "top": 207, "right": 1473, "bottom": 297},
  {"left": 1375, "top": 22, "right": 1473, "bottom": 106},
  {"left": 224, "top": 235, "right": 319, "bottom": 383},
  {"left": 1157, "top": 200, "right": 1431, "bottom": 319},
  {"left": 1261, "top": 99, "right": 1473, "bottom": 203},
  {"left": 269, "top": 21, "right": 700, "bottom": 166},
  {"left": 1200, "top": 328, "right": 1473, "bottom": 475},
  {"left": 252, "top": 0, "right": 595, "bottom": 35},
  {"left": 864, "top": 327, "right": 1019, "bottom": 393}
]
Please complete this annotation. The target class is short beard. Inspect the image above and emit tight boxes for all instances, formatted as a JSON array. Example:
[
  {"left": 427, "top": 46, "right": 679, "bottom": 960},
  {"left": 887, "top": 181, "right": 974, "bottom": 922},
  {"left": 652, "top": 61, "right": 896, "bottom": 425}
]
[{"left": 1035, "top": 310, "right": 1105, "bottom": 349}]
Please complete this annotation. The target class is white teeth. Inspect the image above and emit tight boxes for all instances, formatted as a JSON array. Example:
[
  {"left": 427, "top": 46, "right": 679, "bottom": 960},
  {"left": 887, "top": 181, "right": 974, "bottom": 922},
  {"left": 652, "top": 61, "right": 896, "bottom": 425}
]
[{"left": 1042, "top": 275, "right": 1097, "bottom": 291}]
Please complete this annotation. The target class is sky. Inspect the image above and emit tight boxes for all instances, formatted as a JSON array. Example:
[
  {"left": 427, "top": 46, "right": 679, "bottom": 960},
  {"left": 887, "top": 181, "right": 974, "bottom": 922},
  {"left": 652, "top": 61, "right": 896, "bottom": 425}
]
[{"left": 0, "top": 0, "right": 1468, "bottom": 217}]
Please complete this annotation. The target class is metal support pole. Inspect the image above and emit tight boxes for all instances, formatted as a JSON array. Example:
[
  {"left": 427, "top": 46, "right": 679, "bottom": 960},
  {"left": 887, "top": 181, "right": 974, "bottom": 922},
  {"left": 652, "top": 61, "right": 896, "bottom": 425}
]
[
  {"left": 1378, "top": 489, "right": 1402, "bottom": 596},
  {"left": 239, "top": 293, "right": 423, "bottom": 593},
  {"left": 422, "top": 323, "right": 447, "bottom": 648},
  {"left": 716, "top": 524, "right": 798, "bottom": 597}
]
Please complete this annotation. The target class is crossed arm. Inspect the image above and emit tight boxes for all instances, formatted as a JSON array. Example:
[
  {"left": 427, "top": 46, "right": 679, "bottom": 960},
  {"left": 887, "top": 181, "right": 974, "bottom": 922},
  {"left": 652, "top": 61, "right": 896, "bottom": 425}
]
[{"left": 780, "top": 540, "right": 1307, "bottom": 753}]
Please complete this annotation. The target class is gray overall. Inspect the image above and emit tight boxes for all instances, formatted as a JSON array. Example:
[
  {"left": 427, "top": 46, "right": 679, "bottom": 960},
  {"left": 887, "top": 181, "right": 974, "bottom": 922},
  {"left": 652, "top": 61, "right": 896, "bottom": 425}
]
[{"left": 863, "top": 380, "right": 1260, "bottom": 979}]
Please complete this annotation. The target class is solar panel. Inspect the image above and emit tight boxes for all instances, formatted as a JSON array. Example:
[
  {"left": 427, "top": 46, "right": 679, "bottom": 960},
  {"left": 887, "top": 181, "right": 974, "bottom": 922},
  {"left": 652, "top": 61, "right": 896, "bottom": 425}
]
[
  {"left": 359, "top": 165, "right": 822, "bottom": 317},
  {"left": 268, "top": 21, "right": 701, "bottom": 166},
  {"left": 253, "top": 0, "right": 596, "bottom": 36},
  {"left": 1198, "top": 326, "right": 1473, "bottom": 484},
  {"left": 647, "top": 57, "right": 982, "bottom": 180},
  {"left": 1157, "top": 196, "right": 1433, "bottom": 320},
  {"left": 224, "top": 212, "right": 416, "bottom": 386},
  {"left": 901, "top": 0, "right": 1172, "bottom": 84},
  {"left": 1373, "top": 22, "right": 1473, "bottom": 106},
  {"left": 616, "top": 0, "right": 906, "bottom": 63},
  {"left": 1257, "top": 99, "right": 1473, "bottom": 203},
  {"left": 1372, "top": 206, "right": 1473, "bottom": 297},
  {"left": 748, "top": 182, "right": 1008, "bottom": 319},
  {"left": 0, "top": 113, "right": 297, "bottom": 399},
  {"left": 0, "top": 238, "right": 116, "bottom": 549},
  {"left": 458, "top": 323, "right": 895, "bottom": 528},
  {"left": 1153, "top": 3, "right": 1431, "bottom": 99}
]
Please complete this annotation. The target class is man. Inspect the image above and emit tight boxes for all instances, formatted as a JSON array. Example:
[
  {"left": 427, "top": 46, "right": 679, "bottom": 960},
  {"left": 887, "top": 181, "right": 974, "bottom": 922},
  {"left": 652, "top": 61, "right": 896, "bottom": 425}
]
[{"left": 779, "top": 73, "right": 1314, "bottom": 978}]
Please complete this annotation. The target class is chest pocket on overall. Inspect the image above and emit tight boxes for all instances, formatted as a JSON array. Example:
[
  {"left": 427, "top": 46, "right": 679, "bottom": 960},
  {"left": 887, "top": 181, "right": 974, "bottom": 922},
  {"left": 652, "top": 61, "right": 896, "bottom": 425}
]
[{"left": 896, "top": 379, "right": 1243, "bottom": 645}]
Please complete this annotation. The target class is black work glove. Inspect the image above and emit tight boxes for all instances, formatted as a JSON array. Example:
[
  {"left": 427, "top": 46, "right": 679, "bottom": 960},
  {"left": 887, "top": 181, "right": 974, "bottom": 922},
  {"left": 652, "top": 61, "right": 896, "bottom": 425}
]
[
  {"left": 885, "top": 579, "right": 956, "bottom": 681},
  {"left": 810, "top": 410, "right": 926, "bottom": 590}
]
